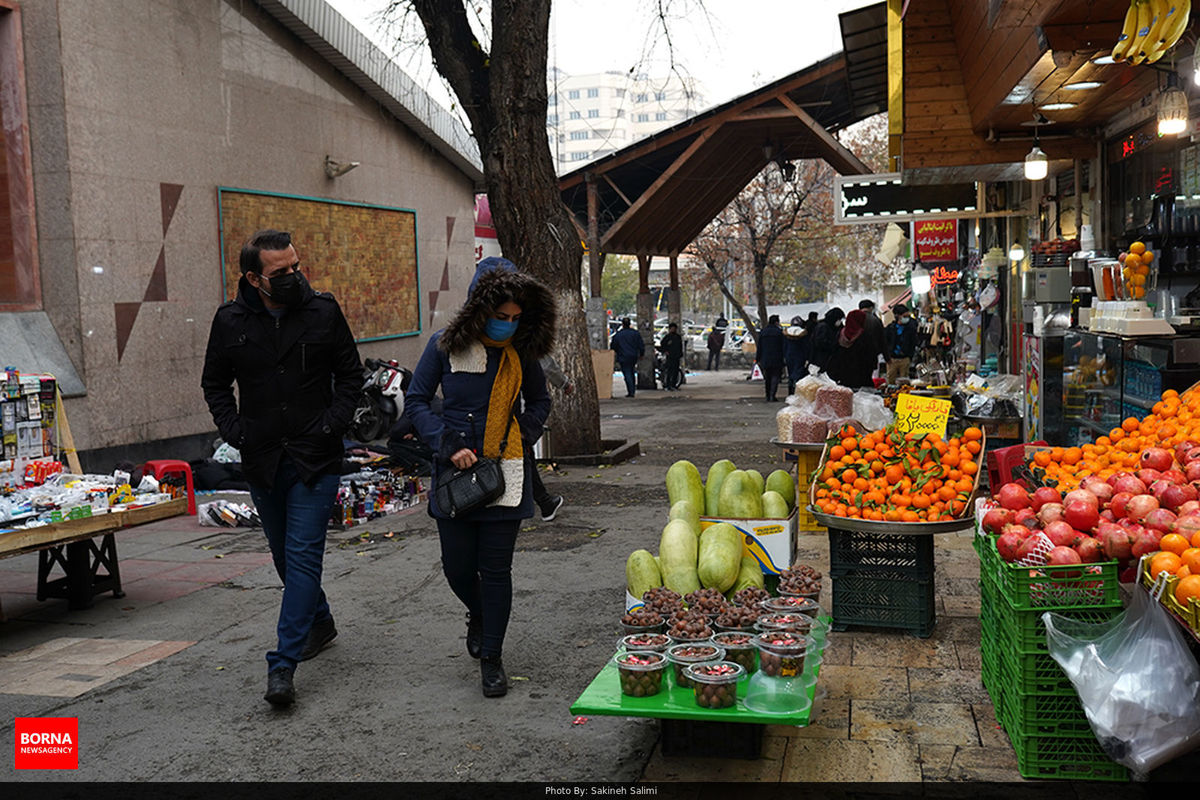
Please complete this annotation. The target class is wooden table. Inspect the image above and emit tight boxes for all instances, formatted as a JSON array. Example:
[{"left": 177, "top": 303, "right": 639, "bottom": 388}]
[{"left": 0, "top": 497, "right": 187, "bottom": 616}]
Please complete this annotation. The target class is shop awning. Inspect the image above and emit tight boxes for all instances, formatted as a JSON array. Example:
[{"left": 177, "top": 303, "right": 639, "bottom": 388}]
[{"left": 558, "top": 6, "right": 887, "bottom": 257}]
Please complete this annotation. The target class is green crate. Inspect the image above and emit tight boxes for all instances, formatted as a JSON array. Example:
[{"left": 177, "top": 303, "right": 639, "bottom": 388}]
[
  {"left": 995, "top": 684, "right": 1094, "bottom": 738},
  {"left": 1009, "top": 732, "right": 1128, "bottom": 782},
  {"left": 973, "top": 533, "right": 1120, "bottom": 611},
  {"left": 830, "top": 571, "right": 935, "bottom": 637}
]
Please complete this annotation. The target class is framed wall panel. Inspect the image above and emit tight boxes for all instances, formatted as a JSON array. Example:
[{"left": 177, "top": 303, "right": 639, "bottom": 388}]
[{"left": 217, "top": 188, "right": 420, "bottom": 341}]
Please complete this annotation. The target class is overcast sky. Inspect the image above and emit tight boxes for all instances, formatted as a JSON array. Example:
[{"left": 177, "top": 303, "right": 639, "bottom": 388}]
[{"left": 327, "top": 0, "right": 873, "bottom": 115}]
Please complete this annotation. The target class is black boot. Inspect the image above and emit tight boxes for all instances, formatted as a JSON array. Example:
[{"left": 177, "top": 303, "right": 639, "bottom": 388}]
[
  {"left": 480, "top": 656, "right": 508, "bottom": 697},
  {"left": 466, "top": 613, "right": 482, "bottom": 659},
  {"left": 264, "top": 666, "right": 295, "bottom": 707}
]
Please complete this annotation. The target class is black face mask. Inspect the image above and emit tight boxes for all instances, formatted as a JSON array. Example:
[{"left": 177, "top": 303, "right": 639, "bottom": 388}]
[{"left": 260, "top": 270, "right": 305, "bottom": 308}]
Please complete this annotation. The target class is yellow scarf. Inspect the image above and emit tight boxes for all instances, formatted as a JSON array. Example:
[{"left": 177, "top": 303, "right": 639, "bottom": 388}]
[{"left": 480, "top": 336, "right": 523, "bottom": 461}]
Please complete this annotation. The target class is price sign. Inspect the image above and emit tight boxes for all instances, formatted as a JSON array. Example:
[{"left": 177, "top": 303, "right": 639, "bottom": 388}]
[{"left": 893, "top": 393, "right": 952, "bottom": 439}]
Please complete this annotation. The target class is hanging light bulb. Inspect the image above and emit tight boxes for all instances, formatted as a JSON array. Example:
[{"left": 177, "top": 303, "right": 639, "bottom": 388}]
[
  {"left": 910, "top": 261, "right": 931, "bottom": 294},
  {"left": 1159, "top": 72, "right": 1188, "bottom": 136},
  {"left": 1025, "top": 111, "right": 1047, "bottom": 180},
  {"left": 1009, "top": 242, "right": 1025, "bottom": 262},
  {"left": 1194, "top": 37, "right": 1200, "bottom": 85}
]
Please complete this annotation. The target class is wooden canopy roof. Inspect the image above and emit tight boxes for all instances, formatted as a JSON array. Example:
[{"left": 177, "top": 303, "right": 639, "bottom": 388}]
[{"left": 558, "top": 6, "right": 889, "bottom": 258}]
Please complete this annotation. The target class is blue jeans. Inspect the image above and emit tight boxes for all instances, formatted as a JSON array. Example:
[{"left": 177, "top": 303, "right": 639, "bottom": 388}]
[
  {"left": 249, "top": 457, "right": 339, "bottom": 672},
  {"left": 619, "top": 360, "right": 637, "bottom": 396}
]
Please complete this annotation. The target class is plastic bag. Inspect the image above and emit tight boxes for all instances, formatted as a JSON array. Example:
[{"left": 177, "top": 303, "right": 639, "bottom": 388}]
[
  {"left": 852, "top": 392, "right": 893, "bottom": 432},
  {"left": 792, "top": 372, "right": 832, "bottom": 405},
  {"left": 813, "top": 385, "right": 853, "bottom": 419},
  {"left": 791, "top": 414, "right": 828, "bottom": 444},
  {"left": 213, "top": 442, "right": 242, "bottom": 464},
  {"left": 1043, "top": 587, "right": 1200, "bottom": 775}
]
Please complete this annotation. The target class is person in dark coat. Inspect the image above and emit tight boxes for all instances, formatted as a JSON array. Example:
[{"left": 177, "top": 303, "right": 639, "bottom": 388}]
[
  {"left": 610, "top": 317, "right": 644, "bottom": 397},
  {"left": 706, "top": 317, "right": 727, "bottom": 371},
  {"left": 658, "top": 322, "right": 684, "bottom": 390},
  {"left": 201, "top": 229, "right": 363, "bottom": 707},
  {"left": 782, "top": 315, "right": 810, "bottom": 395},
  {"left": 809, "top": 307, "right": 844, "bottom": 373},
  {"left": 405, "top": 258, "right": 555, "bottom": 698},
  {"left": 885, "top": 303, "right": 919, "bottom": 383},
  {"left": 756, "top": 314, "right": 786, "bottom": 402},
  {"left": 858, "top": 299, "right": 889, "bottom": 379},
  {"left": 827, "top": 309, "right": 878, "bottom": 389}
]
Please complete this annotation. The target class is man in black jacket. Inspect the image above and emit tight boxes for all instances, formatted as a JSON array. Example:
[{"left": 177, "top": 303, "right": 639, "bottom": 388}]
[
  {"left": 201, "top": 229, "right": 362, "bottom": 707},
  {"left": 658, "top": 322, "right": 684, "bottom": 390},
  {"left": 756, "top": 315, "right": 785, "bottom": 402}
]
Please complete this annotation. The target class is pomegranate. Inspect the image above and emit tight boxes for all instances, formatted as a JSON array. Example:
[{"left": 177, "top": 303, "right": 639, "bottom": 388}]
[
  {"left": 1141, "top": 447, "right": 1174, "bottom": 473},
  {"left": 1151, "top": 479, "right": 1175, "bottom": 501},
  {"left": 1161, "top": 483, "right": 1198, "bottom": 512},
  {"left": 1119, "top": 566, "right": 1139, "bottom": 583},
  {"left": 1013, "top": 508, "right": 1039, "bottom": 528},
  {"left": 1030, "top": 486, "right": 1063, "bottom": 512},
  {"left": 1176, "top": 441, "right": 1200, "bottom": 464},
  {"left": 1044, "top": 520, "right": 1080, "bottom": 548},
  {"left": 1037, "top": 502, "right": 1066, "bottom": 526},
  {"left": 1125, "top": 494, "right": 1161, "bottom": 522},
  {"left": 1075, "top": 536, "right": 1103, "bottom": 563},
  {"left": 1143, "top": 507, "right": 1178, "bottom": 533},
  {"left": 1162, "top": 469, "right": 1187, "bottom": 486},
  {"left": 1016, "top": 535, "right": 1046, "bottom": 564},
  {"left": 1100, "top": 509, "right": 1116, "bottom": 522},
  {"left": 1083, "top": 480, "right": 1114, "bottom": 503},
  {"left": 1106, "top": 471, "right": 1133, "bottom": 488},
  {"left": 1064, "top": 489, "right": 1099, "bottom": 510},
  {"left": 1001, "top": 524, "right": 1033, "bottom": 541},
  {"left": 996, "top": 530, "right": 1024, "bottom": 562},
  {"left": 1131, "top": 528, "right": 1164, "bottom": 559},
  {"left": 981, "top": 507, "right": 1015, "bottom": 535},
  {"left": 997, "top": 482, "right": 1031, "bottom": 511},
  {"left": 1047, "top": 545, "right": 1083, "bottom": 577},
  {"left": 1063, "top": 500, "right": 1100, "bottom": 533},
  {"left": 1136, "top": 468, "right": 1164, "bottom": 486},
  {"left": 1186, "top": 462, "right": 1200, "bottom": 483},
  {"left": 1099, "top": 523, "right": 1135, "bottom": 561},
  {"left": 1178, "top": 500, "right": 1200, "bottom": 516},
  {"left": 1184, "top": 447, "right": 1200, "bottom": 465},
  {"left": 1110, "top": 492, "right": 1134, "bottom": 518},
  {"left": 1113, "top": 475, "right": 1148, "bottom": 496},
  {"left": 1171, "top": 513, "right": 1200, "bottom": 539}
]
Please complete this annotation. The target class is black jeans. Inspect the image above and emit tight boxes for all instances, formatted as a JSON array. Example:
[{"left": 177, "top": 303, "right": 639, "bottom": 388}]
[
  {"left": 527, "top": 449, "right": 551, "bottom": 507},
  {"left": 664, "top": 356, "right": 681, "bottom": 389},
  {"left": 707, "top": 349, "right": 720, "bottom": 370},
  {"left": 763, "top": 366, "right": 783, "bottom": 401},
  {"left": 437, "top": 517, "right": 521, "bottom": 658}
]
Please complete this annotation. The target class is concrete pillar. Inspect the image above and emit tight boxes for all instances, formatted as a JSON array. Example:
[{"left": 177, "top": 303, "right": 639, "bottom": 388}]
[{"left": 636, "top": 253, "right": 655, "bottom": 389}]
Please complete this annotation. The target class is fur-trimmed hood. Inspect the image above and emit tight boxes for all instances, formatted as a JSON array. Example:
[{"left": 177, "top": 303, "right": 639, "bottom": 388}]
[{"left": 439, "top": 260, "right": 557, "bottom": 360}]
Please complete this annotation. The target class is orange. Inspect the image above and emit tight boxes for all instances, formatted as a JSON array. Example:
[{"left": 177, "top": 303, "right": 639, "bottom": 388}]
[
  {"left": 1141, "top": 250, "right": 1154, "bottom": 264},
  {"left": 963, "top": 427, "right": 983, "bottom": 441},
  {"left": 885, "top": 464, "right": 905, "bottom": 484},
  {"left": 1033, "top": 450, "right": 1052, "bottom": 467},
  {"left": 1149, "top": 551, "right": 1183, "bottom": 579},
  {"left": 1160, "top": 533, "right": 1191, "bottom": 557},
  {"left": 1191, "top": 530, "right": 1200, "bottom": 549},
  {"left": 1129, "top": 241, "right": 1146, "bottom": 255},
  {"left": 829, "top": 445, "right": 846, "bottom": 461},
  {"left": 1180, "top": 565, "right": 1193, "bottom": 578},
  {"left": 965, "top": 440, "right": 982, "bottom": 456},
  {"left": 1181, "top": 548, "right": 1200, "bottom": 575},
  {"left": 1175, "top": 574, "right": 1200, "bottom": 608},
  {"left": 1122, "top": 417, "right": 1140, "bottom": 432}
]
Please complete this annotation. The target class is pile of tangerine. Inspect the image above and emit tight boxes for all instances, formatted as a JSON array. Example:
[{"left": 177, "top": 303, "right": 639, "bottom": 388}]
[
  {"left": 1144, "top": 532, "right": 1200, "bottom": 611},
  {"left": 811, "top": 425, "right": 982, "bottom": 522},
  {"left": 1030, "top": 387, "right": 1196, "bottom": 493}
]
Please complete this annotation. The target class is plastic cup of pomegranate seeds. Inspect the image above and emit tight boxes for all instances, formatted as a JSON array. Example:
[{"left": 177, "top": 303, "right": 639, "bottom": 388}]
[
  {"left": 753, "top": 632, "right": 811, "bottom": 678},
  {"left": 613, "top": 651, "right": 667, "bottom": 697},
  {"left": 755, "top": 611, "right": 815, "bottom": 636},
  {"left": 710, "top": 631, "right": 757, "bottom": 674},
  {"left": 666, "top": 642, "right": 723, "bottom": 689},
  {"left": 685, "top": 660, "right": 745, "bottom": 709},
  {"left": 760, "top": 595, "right": 820, "bottom": 617},
  {"left": 619, "top": 632, "right": 671, "bottom": 653}
]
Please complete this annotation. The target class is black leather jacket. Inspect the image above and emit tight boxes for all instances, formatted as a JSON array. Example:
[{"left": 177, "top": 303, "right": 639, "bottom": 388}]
[{"left": 201, "top": 275, "right": 363, "bottom": 488}]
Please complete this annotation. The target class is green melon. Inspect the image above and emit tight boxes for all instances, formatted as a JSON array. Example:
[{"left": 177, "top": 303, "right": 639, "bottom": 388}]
[
  {"left": 745, "top": 469, "right": 765, "bottom": 497},
  {"left": 765, "top": 469, "right": 796, "bottom": 510},
  {"left": 704, "top": 459, "right": 736, "bottom": 516},
  {"left": 665, "top": 460, "right": 704, "bottom": 517},
  {"left": 668, "top": 500, "right": 700, "bottom": 535},
  {"left": 717, "top": 470, "right": 763, "bottom": 518}
]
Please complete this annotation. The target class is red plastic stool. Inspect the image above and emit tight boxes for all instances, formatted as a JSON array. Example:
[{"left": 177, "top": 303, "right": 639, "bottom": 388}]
[
  {"left": 985, "top": 441, "right": 1047, "bottom": 490},
  {"left": 142, "top": 459, "right": 196, "bottom": 515}
]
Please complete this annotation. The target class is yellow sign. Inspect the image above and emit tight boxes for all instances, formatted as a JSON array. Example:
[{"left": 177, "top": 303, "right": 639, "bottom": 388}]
[{"left": 894, "top": 393, "right": 952, "bottom": 438}]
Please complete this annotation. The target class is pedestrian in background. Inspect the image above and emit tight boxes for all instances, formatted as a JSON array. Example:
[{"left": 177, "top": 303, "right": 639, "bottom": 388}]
[
  {"left": 782, "top": 315, "right": 809, "bottom": 395},
  {"left": 828, "top": 308, "right": 877, "bottom": 389},
  {"left": 858, "top": 299, "right": 889, "bottom": 380},
  {"left": 404, "top": 257, "right": 554, "bottom": 698},
  {"left": 706, "top": 317, "right": 726, "bottom": 371},
  {"left": 610, "top": 317, "right": 644, "bottom": 397},
  {"left": 885, "top": 303, "right": 918, "bottom": 383},
  {"left": 201, "top": 229, "right": 363, "bottom": 707},
  {"left": 658, "top": 321, "right": 684, "bottom": 390},
  {"left": 756, "top": 314, "right": 785, "bottom": 403},
  {"left": 809, "top": 307, "right": 844, "bottom": 374}
]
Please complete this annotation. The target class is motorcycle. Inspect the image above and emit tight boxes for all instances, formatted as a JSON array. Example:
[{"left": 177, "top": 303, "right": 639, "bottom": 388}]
[{"left": 349, "top": 358, "right": 412, "bottom": 442}]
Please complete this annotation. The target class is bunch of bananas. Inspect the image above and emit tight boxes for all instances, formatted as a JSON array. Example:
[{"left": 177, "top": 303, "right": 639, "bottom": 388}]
[{"left": 1112, "top": 0, "right": 1192, "bottom": 64}]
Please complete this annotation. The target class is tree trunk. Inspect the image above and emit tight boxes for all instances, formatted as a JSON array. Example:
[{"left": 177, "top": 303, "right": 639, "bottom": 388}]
[{"left": 410, "top": 0, "right": 601, "bottom": 456}]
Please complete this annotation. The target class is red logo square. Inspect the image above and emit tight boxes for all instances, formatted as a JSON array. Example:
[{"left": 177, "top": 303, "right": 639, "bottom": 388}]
[{"left": 14, "top": 717, "right": 78, "bottom": 770}]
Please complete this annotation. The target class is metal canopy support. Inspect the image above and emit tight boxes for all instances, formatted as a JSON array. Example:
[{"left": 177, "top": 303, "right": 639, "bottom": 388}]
[
  {"left": 636, "top": 254, "right": 655, "bottom": 390},
  {"left": 776, "top": 94, "right": 870, "bottom": 176}
]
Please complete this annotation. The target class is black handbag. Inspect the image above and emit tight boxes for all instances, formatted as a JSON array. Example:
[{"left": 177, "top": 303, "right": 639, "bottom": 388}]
[{"left": 434, "top": 402, "right": 518, "bottom": 518}]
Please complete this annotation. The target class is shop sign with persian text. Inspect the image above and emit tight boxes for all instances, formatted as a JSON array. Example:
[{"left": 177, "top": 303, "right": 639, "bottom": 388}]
[
  {"left": 893, "top": 393, "right": 952, "bottom": 439},
  {"left": 833, "top": 173, "right": 977, "bottom": 225},
  {"left": 913, "top": 220, "right": 958, "bottom": 263}
]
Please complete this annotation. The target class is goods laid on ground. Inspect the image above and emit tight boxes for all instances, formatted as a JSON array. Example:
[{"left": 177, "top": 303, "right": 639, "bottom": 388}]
[
  {"left": 329, "top": 469, "right": 424, "bottom": 529},
  {"left": 810, "top": 424, "right": 983, "bottom": 523}
]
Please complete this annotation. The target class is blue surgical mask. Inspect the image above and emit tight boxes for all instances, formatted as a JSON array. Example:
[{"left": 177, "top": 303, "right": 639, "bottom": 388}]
[{"left": 485, "top": 318, "right": 519, "bottom": 341}]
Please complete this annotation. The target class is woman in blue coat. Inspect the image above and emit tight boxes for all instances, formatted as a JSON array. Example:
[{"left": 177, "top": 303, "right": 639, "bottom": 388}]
[{"left": 405, "top": 257, "right": 555, "bottom": 697}]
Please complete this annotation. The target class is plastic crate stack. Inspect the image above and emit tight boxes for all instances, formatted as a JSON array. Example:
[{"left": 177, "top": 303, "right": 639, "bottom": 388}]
[
  {"left": 795, "top": 449, "right": 823, "bottom": 532},
  {"left": 828, "top": 529, "right": 935, "bottom": 637},
  {"left": 974, "top": 530, "right": 1128, "bottom": 781}
]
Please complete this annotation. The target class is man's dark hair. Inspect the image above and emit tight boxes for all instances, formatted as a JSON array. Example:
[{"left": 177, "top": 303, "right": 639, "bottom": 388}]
[
  {"left": 239, "top": 230, "right": 292, "bottom": 274},
  {"left": 668, "top": 322, "right": 677, "bottom": 330},
  {"left": 859, "top": 299, "right": 875, "bottom": 310},
  {"left": 621, "top": 317, "right": 631, "bottom": 328},
  {"left": 768, "top": 314, "right": 780, "bottom": 325},
  {"left": 807, "top": 312, "right": 818, "bottom": 320}
]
